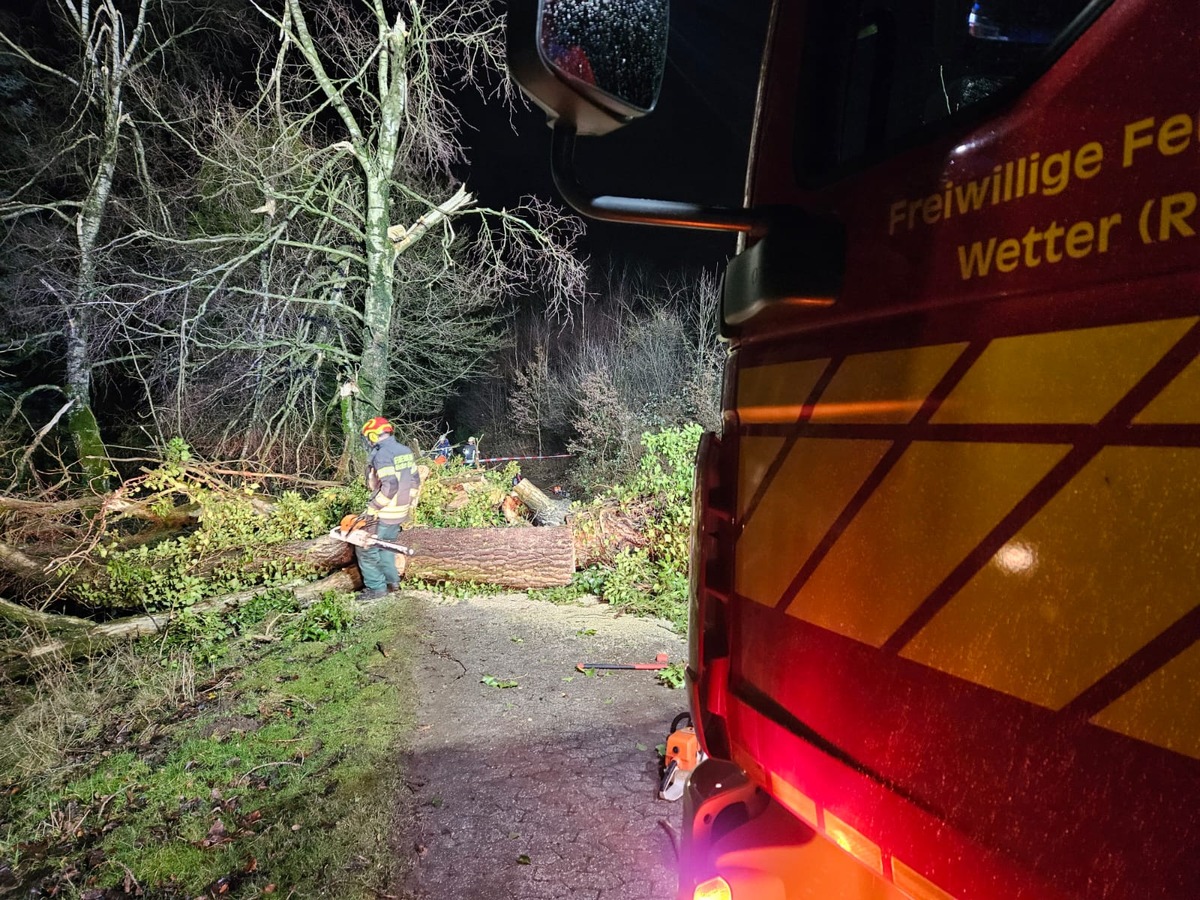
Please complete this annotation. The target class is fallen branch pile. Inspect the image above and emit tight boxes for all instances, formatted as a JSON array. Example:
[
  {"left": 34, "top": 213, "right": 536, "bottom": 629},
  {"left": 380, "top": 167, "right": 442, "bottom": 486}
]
[{"left": 0, "top": 465, "right": 651, "bottom": 675}]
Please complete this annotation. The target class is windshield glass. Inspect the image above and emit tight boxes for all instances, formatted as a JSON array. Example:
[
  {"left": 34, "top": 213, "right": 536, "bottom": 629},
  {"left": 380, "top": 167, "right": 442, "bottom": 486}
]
[{"left": 795, "top": 0, "right": 1100, "bottom": 181}]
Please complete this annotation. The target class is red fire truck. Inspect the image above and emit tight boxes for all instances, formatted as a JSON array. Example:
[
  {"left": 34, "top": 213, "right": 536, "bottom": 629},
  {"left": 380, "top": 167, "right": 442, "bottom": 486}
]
[{"left": 509, "top": 1, "right": 1200, "bottom": 897}]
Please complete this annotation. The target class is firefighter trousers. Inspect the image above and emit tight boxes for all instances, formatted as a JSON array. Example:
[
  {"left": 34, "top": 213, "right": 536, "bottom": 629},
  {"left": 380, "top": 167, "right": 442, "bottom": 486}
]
[{"left": 355, "top": 522, "right": 402, "bottom": 591}]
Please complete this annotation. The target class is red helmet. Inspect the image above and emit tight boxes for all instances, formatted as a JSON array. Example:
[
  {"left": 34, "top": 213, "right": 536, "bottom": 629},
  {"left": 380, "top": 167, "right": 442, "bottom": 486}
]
[{"left": 360, "top": 417, "right": 394, "bottom": 443}]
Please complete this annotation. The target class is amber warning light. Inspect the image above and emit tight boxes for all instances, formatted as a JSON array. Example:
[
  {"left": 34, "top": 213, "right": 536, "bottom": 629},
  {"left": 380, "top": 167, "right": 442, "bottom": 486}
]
[{"left": 693, "top": 875, "right": 733, "bottom": 900}]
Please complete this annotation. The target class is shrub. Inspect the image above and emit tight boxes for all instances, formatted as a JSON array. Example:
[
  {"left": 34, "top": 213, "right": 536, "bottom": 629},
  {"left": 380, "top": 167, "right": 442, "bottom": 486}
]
[
  {"left": 284, "top": 591, "right": 356, "bottom": 642},
  {"left": 567, "top": 371, "right": 642, "bottom": 493},
  {"left": 586, "top": 424, "right": 702, "bottom": 630}
]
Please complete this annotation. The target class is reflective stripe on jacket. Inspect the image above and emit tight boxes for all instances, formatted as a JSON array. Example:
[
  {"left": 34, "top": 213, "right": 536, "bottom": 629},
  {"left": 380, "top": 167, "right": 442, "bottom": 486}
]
[{"left": 367, "top": 436, "right": 417, "bottom": 524}]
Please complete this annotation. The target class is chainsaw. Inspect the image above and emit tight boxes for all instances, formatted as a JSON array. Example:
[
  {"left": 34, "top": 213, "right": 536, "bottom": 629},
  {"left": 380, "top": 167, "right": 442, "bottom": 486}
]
[
  {"left": 658, "top": 711, "right": 706, "bottom": 802},
  {"left": 330, "top": 514, "right": 416, "bottom": 555}
]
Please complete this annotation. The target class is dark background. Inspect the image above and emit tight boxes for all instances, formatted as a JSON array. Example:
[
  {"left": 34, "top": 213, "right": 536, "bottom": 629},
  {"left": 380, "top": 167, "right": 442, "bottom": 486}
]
[
  {"left": 457, "top": 0, "right": 773, "bottom": 271},
  {"left": 0, "top": 0, "right": 773, "bottom": 269}
]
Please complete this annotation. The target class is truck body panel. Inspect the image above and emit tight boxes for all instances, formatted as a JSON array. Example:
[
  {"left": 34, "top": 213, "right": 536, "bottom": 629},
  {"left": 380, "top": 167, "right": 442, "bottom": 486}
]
[{"left": 690, "top": 0, "right": 1200, "bottom": 896}]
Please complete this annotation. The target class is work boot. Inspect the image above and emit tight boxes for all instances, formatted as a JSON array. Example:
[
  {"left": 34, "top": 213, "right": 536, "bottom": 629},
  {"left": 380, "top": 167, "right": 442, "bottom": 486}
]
[
  {"left": 358, "top": 588, "right": 387, "bottom": 601},
  {"left": 386, "top": 583, "right": 401, "bottom": 594}
]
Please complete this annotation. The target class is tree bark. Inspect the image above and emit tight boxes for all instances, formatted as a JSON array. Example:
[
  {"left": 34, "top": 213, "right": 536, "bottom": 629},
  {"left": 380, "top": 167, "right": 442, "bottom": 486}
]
[
  {"left": 512, "top": 477, "right": 569, "bottom": 526},
  {"left": 0, "top": 493, "right": 198, "bottom": 526},
  {"left": 0, "top": 569, "right": 362, "bottom": 676},
  {"left": 278, "top": 535, "right": 355, "bottom": 571},
  {"left": 401, "top": 525, "right": 574, "bottom": 588}
]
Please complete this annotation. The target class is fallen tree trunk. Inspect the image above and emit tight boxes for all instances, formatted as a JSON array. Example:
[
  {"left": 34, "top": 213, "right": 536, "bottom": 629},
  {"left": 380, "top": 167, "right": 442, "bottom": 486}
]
[
  {"left": 1, "top": 569, "right": 363, "bottom": 676},
  {"left": 277, "top": 535, "right": 354, "bottom": 571},
  {"left": 512, "top": 478, "right": 569, "bottom": 526},
  {"left": 0, "top": 493, "right": 200, "bottom": 529},
  {"left": 1, "top": 517, "right": 599, "bottom": 651},
  {"left": 400, "top": 525, "right": 574, "bottom": 588},
  {"left": 0, "top": 541, "right": 51, "bottom": 583},
  {"left": 0, "top": 535, "right": 355, "bottom": 607}
]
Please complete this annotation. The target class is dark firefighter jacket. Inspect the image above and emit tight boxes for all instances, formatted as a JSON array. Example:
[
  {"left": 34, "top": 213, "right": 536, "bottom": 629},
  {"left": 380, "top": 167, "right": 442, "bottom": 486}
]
[{"left": 366, "top": 435, "right": 418, "bottom": 525}]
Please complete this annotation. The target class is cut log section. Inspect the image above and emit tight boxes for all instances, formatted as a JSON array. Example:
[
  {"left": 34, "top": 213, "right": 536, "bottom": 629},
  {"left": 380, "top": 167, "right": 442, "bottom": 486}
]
[
  {"left": 499, "top": 494, "right": 526, "bottom": 526},
  {"left": 569, "top": 500, "right": 649, "bottom": 568},
  {"left": 400, "top": 525, "right": 574, "bottom": 588}
]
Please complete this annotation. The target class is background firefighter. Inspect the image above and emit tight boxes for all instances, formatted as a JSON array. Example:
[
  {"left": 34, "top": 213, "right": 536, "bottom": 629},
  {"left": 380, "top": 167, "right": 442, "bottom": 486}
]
[{"left": 358, "top": 417, "right": 419, "bottom": 598}]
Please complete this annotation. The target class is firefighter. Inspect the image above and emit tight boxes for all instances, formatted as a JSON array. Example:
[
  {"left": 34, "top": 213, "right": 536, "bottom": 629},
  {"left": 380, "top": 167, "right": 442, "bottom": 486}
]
[
  {"left": 358, "top": 417, "right": 418, "bottom": 599},
  {"left": 433, "top": 433, "right": 452, "bottom": 463},
  {"left": 462, "top": 436, "right": 478, "bottom": 467}
]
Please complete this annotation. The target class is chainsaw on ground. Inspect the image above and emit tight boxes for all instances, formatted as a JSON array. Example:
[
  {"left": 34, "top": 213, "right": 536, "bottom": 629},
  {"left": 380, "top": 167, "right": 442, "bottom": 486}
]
[
  {"left": 658, "top": 711, "right": 706, "bottom": 802},
  {"left": 330, "top": 514, "right": 416, "bottom": 555}
]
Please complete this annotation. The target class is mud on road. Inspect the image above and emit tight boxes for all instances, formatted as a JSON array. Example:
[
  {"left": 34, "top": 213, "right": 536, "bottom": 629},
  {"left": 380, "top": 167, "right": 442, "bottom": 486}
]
[{"left": 389, "top": 591, "right": 687, "bottom": 900}]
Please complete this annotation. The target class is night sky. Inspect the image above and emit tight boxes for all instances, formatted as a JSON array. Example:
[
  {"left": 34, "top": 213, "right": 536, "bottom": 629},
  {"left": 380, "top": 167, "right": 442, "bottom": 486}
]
[
  {"left": 457, "top": 0, "right": 773, "bottom": 272},
  {"left": 0, "top": 0, "right": 772, "bottom": 271}
]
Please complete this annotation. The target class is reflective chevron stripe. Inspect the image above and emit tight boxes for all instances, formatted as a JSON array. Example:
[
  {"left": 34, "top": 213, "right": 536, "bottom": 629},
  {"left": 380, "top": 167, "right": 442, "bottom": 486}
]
[{"left": 734, "top": 316, "right": 1200, "bottom": 758}]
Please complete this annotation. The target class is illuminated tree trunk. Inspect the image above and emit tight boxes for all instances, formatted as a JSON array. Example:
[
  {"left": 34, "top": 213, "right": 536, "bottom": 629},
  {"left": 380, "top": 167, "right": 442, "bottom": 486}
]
[
  {"left": 512, "top": 477, "right": 569, "bottom": 526},
  {"left": 400, "top": 525, "right": 576, "bottom": 588}
]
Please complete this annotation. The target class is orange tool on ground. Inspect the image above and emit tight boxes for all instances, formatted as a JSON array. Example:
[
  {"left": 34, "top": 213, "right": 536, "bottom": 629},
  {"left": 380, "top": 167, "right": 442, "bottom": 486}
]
[
  {"left": 659, "top": 712, "right": 706, "bottom": 801},
  {"left": 576, "top": 652, "right": 669, "bottom": 673}
]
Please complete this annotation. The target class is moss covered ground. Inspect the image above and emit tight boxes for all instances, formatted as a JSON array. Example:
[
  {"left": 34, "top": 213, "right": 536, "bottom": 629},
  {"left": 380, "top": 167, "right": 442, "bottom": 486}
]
[{"left": 0, "top": 599, "right": 416, "bottom": 898}]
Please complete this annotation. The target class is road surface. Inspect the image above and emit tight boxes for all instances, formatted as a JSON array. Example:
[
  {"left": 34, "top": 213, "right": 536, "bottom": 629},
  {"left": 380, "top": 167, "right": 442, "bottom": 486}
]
[{"left": 389, "top": 591, "right": 687, "bottom": 900}]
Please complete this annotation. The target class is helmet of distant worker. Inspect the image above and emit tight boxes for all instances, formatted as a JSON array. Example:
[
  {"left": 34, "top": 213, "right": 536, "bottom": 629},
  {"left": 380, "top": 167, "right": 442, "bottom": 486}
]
[{"left": 361, "top": 416, "right": 394, "bottom": 447}]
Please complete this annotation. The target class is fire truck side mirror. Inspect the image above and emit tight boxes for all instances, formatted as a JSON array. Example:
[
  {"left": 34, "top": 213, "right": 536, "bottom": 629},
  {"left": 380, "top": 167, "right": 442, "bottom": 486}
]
[
  {"left": 508, "top": 0, "right": 766, "bottom": 234},
  {"left": 507, "top": 0, "right": 669, "bottom": 137}
]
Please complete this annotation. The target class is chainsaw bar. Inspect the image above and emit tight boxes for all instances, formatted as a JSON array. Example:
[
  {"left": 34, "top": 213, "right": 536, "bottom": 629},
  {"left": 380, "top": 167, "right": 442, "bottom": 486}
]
[{"left": 329, "top": 527, "right": 416, "bottom": 556}]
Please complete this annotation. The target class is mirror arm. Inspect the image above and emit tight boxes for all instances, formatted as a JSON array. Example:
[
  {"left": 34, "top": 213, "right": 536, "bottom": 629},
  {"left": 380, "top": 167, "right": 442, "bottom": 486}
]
[{"left": 551, "top": 124, "right": 766, "bottom": 234}]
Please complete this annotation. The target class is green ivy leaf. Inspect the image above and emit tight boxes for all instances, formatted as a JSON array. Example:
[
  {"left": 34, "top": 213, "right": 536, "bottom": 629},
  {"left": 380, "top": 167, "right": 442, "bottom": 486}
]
[{"left": 481, "top": 675, "right": 518, "bottom": 689}]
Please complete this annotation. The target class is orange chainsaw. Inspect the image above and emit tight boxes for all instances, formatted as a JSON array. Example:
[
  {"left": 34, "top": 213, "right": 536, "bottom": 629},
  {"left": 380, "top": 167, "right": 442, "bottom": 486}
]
[
  {"left": 658, "top": 711, "right": 706, "bottom": 802},
  {"left": 331, "top": 514, "right": 416, "bottom": 555}
]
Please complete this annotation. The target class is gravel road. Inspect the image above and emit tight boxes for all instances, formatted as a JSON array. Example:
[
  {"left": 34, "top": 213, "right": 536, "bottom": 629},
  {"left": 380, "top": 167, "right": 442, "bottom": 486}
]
[{"left": 389, "top": 591, "right": 688, "bottom": 900}]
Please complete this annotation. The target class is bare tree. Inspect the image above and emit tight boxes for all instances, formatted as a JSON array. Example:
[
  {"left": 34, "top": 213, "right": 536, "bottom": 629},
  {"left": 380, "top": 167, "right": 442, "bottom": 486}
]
[
  {"left": 238, "top": 0, "right": 586, "bottom": 465},
  {"left": 107, "top": 0, "right": 586, "bottom": 471},
  {"left": 509, "top": 343, "right": 564, "bottom": 456},
  {"left": 461, "top": 264, "right": 724, "bottom": 489},
  {"left": 0, "top": 0, "right": 194, "bottom": 485}
]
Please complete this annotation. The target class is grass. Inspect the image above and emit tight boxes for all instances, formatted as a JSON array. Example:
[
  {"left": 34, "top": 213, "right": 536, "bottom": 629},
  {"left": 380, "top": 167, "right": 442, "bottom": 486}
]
[{"left": 0, "top": 599, "right": 416, "bottom": 898}]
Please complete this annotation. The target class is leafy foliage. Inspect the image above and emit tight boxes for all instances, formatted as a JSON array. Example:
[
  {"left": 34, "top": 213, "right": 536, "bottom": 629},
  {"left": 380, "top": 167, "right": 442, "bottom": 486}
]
[
  {"left": 656, "top": 662, "right": 686, "bottom": 690},
  {"left": 411, "top": 459, "right": 520, "bottom": 529},
  {"left": 161, "top": 588, "right": 353, "bottom": 665},
  {"left": 480, "top": 675, "right": 518, "bottom": 689},
  {"left": 78, "top": 447, "right": 365, "bottom": 611},
  {"left": 162, "top": 609, "right": 235, "bottom": 666},
  {"left": 585, "top": 425, "right": 700, "bottom": 630},
  {"left": 528, "top": 425, "right": 701, "bottom": 630},
  {"left": 283, "top": 591, "right": 356, "bottom": 643}
]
